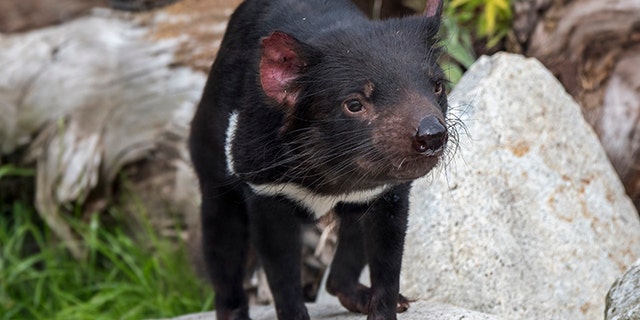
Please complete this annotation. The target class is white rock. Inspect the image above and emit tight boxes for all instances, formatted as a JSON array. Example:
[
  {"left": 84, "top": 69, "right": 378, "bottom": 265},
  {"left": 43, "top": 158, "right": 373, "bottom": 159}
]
[{"left": 402, "top": 52, "right": 640, "bottom": 319}]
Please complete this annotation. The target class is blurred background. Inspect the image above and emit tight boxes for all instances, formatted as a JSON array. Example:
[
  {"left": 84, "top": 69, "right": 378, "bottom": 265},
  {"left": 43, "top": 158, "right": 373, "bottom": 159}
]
[{"left": 1, "top": 0, "right": 638, "bottom": 319}]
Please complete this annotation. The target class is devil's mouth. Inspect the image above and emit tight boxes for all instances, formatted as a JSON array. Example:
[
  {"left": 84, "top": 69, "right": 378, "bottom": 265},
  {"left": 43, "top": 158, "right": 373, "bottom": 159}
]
[
  {"left": 389, "top": 155, "right": 441, "bottom": 180},
  {"left": 353, "top": 149, "right": 443, "bottom": 184},
  {"left": 294, "top": 143, "right": 446, "bottom": 193}
]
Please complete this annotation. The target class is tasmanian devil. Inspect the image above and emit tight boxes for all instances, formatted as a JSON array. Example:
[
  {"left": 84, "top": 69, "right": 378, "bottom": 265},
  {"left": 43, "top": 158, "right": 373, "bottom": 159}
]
[{"left": 189, "top": 0, "right": 449, "bottom": 319}]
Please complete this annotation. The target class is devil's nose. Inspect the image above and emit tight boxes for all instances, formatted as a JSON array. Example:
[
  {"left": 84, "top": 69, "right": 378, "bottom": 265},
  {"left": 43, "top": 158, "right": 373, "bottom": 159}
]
[{"left": 413, "top": 115, "right": 447, "bottom": 154}]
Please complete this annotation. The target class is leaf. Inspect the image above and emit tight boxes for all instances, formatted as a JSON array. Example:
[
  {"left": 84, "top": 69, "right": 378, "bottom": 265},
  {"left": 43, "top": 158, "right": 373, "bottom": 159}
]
[
  {"left": 0, "top": 165, "right": 35, "bottom": 179},
  {"left": 440, "top": 61, "right": 464, "bottom": 86},
  {"left": 493, "top": 0, "right": 510, "bottom": 11},
  {"left": 450, "top": 0, "right": 469, "bottom": 9},
  {"left": 483, "top": 0, "right": 498, "bottom": 35},
  {"left": 441, "top": 18, "right": 476, "bottom": 68},
  {"left": 486, "top": 28, "right": 509, "bottom": 48}
]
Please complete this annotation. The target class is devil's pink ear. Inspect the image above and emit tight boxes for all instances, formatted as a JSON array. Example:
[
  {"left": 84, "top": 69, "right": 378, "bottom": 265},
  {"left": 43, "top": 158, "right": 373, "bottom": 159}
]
[
  {"left": 259, "top": 31, "right": 307, "bottom": 108},
  {"left": 424, "top": 0, "right": 443, "bottom": 17}
]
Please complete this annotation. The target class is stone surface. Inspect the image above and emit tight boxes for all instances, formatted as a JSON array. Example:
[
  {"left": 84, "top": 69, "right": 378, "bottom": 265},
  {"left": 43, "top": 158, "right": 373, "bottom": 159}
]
[
  {"left": 606, "top": 258, "right": 640, "bottom": 320},
  {"left": 401, "top": 53, "right": 640, "bottom": 319},
  {"left": 166, "top": 301, "right": 501, "bottom": 320}
]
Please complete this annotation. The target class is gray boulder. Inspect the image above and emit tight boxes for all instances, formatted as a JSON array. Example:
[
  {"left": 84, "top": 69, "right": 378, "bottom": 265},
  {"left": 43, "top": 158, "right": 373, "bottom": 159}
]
[
  {"left": 402, "top": 53, "right": 640, "bottom": 319},
  {"left": 167, "top": 301, "right": 500, "bottom": 320},
  {"left": 606, "top": 259, "right": 640, "bottom": 320}
]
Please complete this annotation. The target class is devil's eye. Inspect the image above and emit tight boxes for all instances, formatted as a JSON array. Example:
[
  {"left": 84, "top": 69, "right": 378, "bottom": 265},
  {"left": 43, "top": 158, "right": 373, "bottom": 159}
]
[
  {"left": 434, "top": 80, "right": 444, "bottom": 95},
  {"left": 343, "top": 99, "right": 364, "bottom": 113}
]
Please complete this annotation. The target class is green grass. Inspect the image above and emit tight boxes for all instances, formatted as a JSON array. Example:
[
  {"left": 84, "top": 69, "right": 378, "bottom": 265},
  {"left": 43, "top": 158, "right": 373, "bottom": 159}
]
[{"left": 0, "top": 201, "right": 214, "bottom": 320}]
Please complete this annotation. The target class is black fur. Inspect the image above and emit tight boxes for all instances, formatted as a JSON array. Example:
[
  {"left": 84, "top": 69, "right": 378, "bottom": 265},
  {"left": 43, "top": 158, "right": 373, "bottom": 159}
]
[{"left": 189, "top": 1, "right": 447, "bottom": 319}]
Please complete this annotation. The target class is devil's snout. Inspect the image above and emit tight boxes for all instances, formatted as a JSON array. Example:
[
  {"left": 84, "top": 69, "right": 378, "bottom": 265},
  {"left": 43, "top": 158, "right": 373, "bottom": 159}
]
[{"left": 413, "top": 115, "right": 447, "bottom": 155}]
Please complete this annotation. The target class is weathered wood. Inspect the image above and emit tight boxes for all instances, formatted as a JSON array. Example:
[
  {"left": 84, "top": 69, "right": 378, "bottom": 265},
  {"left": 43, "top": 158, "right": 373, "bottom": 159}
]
[
  {"left": 0, "top": 0, "right": 107, "bottom": 33},
  {"left": 513, "top": 0, "right": 640, "bottom": 206},
  {"left": 600, "top": 53, "right": 640, "bottom": 207},
  {"left": 0, "top": 0, "right": 239, "bottom": 258},
  {"left": 0, "top": 0, "right": 187, "bottom": 33}
]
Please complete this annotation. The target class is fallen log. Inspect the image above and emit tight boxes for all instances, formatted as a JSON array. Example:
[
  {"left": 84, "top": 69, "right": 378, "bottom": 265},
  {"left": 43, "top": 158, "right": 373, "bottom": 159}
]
[{"left": 0, "top": 0, "right": 238, "bottom": 257}]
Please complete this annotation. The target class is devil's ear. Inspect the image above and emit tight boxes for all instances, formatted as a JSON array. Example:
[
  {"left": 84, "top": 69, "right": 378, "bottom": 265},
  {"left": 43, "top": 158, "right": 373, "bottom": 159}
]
[
  {"left": 423, "top": 0, "right": 443, "bottom": 17},
  {"left": 259, "top": 31, "right": 308, "bottom": 108},
  {"left": 419, "top": 0, "right": 444, "bottom": 43}
]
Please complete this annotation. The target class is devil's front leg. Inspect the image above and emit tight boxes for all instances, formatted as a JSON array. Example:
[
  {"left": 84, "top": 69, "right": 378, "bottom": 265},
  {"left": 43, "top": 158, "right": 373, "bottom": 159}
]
[
  {"left": 200, "top": 186, "right": 250, "bottom": 320},
  {"left": 361, "top": 184, "right": 411, "bottom": 320},
  {"left": 329, "top": 184, "right": 411, "bottom": 320},
  {"left": 247, "top": 194, "right": 310, "bottom": 320}
]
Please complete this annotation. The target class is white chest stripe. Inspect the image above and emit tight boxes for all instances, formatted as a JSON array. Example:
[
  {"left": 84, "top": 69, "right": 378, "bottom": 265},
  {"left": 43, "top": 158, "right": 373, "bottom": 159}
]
[
  {"left": 248, "top": 182, "right": 390, "bottom": 219},
  {"left": 224, "top": 111, "right": 239, "bottom": 175}
]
